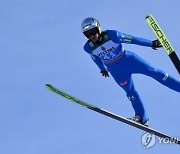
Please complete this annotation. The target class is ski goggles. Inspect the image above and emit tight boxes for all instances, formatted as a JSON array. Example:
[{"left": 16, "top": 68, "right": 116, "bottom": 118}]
[{"left": 83, "top": 28, "right": 99, "bottom": 38}]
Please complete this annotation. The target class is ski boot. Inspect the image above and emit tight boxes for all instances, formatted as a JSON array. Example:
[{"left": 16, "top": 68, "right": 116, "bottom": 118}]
[{"left": 128, "top": 115, "right": 149, "bottom": 127}]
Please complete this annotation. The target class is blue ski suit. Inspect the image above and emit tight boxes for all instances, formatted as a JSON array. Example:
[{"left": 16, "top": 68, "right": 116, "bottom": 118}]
[{"left": 83, "top": 30, "right": 180, "bottom": 124}]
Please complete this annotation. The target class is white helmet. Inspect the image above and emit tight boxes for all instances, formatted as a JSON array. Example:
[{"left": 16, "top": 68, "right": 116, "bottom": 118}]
[{"left": 81, "top": 17, "right": 102, "bottom": 36}]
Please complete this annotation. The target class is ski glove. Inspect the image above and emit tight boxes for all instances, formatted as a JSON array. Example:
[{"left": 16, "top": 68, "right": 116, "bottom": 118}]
[
  {"left": 100, "top": 70, "right": 109, "bottom": 77},
  {"left": 152, "top": 39, "right": 163, "bottom": 50}
]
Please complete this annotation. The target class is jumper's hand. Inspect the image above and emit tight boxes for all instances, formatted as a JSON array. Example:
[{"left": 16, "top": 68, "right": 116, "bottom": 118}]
[
  {"left": 100, "top": 70, "right": 109, "bottom": 77},
  {"left": 152, "top": 39, "right": 163, "bottom": 50}
]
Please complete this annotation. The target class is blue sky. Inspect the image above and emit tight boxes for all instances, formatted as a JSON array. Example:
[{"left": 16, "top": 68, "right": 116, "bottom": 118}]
[{"left": 0, "top": 0, "right": 180, "bottom": 153}]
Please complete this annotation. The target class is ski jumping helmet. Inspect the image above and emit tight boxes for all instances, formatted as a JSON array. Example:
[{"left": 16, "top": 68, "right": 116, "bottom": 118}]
[{"left": 81, "top": 17, "right": 102, "bottom": 37}]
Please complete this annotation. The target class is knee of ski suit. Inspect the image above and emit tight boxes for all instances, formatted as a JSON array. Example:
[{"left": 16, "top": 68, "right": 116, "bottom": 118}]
[{"left": 126, "top": 87, "right": 138, "bottom": 101}]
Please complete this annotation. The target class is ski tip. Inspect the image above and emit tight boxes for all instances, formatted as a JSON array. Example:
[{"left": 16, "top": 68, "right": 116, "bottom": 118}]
[
  {"left": 46, "top": 84, "right": 53, "bottom": 89},
  {"left": 145, "top": 16, "right": 149, "bottom": 19},
  {"left": 46, "top": 84, "right": 50, "bottom": 87},
  {"left": 145, "top": 14, "right": 152, "bottom": 19}
]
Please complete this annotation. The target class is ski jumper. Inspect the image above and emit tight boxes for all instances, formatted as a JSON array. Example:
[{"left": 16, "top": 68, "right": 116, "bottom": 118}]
[{"left": 83, "top": 30, "right": 180, "bottom": 124}]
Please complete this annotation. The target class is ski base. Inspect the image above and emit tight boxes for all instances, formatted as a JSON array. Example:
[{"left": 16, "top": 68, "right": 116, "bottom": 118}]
[{"left": 46, "top": 84, "right": 180, "bottom": 145}]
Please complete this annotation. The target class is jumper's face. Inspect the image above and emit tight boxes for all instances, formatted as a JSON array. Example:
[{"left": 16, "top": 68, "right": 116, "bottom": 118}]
[
  {"left": 84, "top": 28, "right": 100, "bottom": 43},
  {"left": 89, "top": 33, "right": 100, "bottom": 43}
]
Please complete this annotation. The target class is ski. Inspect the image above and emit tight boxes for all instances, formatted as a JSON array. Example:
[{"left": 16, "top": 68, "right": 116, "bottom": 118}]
[
  {"left": 145, "top": 14, "right": 180, "bottom": 75},
  {"left": 46, "top": 84, "right": 180, "bottom": 145}
]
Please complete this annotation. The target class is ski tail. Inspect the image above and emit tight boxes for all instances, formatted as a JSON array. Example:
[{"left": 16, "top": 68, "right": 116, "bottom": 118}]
[{"left": 145, "top": 14, "right": 180, "bottom": 74}]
